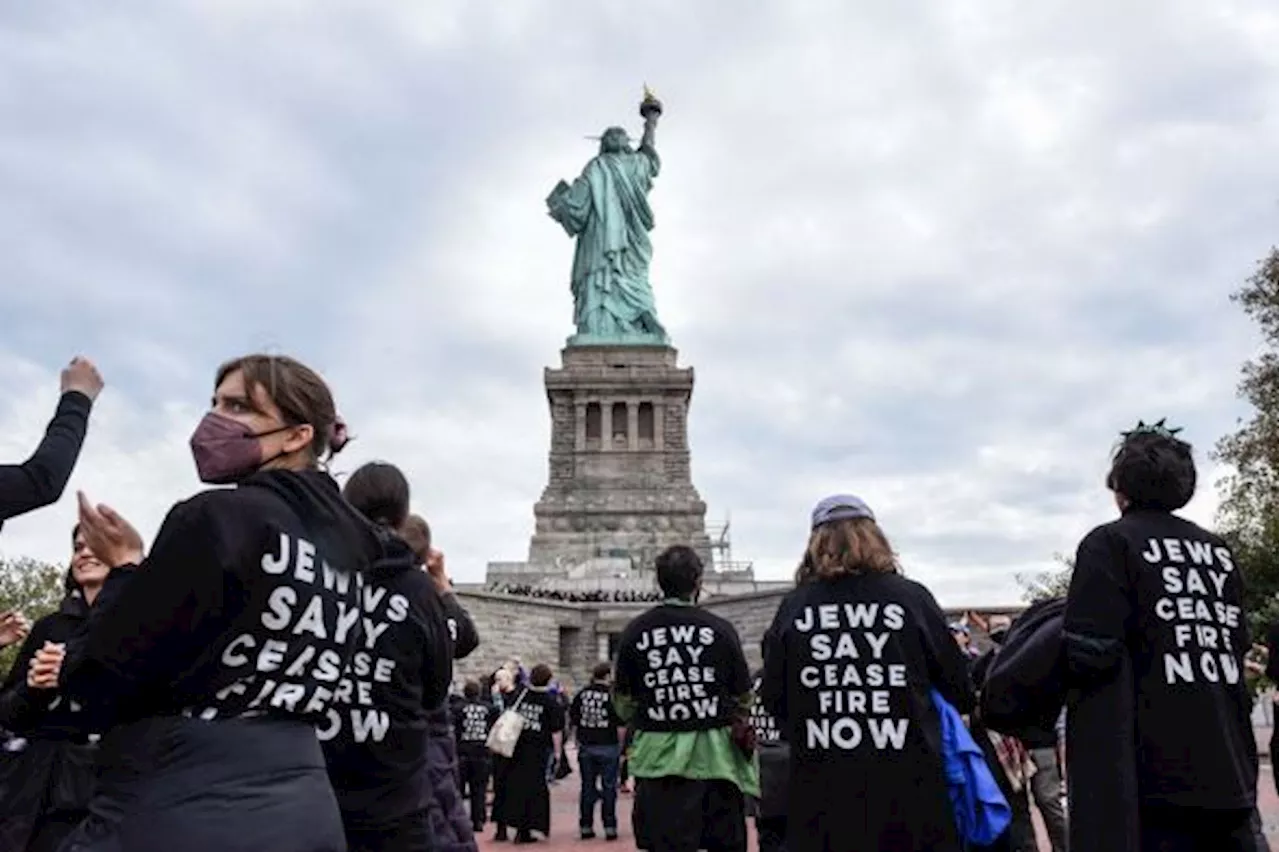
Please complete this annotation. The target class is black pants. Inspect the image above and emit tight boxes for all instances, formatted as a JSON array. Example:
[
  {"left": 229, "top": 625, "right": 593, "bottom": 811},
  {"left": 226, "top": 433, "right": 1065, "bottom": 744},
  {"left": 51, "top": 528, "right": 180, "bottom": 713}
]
[
  {"left": 27, "top": 810, "right": 85, "bottom": 852},
  {"left": 345, "top": 809, "right": 432, "bottom": 852},
  {"left": 633, "top": 777, "right": 747, "bottom": 852},
  {"left": 1138, "top": 806, "right": 1258, "bottom": 852},
  {"left": 756, "top": 815, "right": 787, "bottom": 852},
  {"left": 458, "top": 750, "right": 491, "bottom": 830}
]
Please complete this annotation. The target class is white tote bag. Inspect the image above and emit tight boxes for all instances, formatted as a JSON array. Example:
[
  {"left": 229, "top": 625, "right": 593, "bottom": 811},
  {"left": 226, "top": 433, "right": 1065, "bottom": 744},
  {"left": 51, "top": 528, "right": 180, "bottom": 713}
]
[{"left": 486, "top": 690, "right": 528, "bottom": 758}]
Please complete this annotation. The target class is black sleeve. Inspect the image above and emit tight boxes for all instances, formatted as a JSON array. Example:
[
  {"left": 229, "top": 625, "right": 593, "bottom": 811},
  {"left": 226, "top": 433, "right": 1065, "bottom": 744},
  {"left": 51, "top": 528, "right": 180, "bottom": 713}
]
[
  {"left": 440, "top": 593, "right": 480, "bottom": 660},
  {"left": 547, "top": 696, "right": 566, "bottom": 734},
  {"left": 760, "top": 599, "right": 789, "bottom": 722},
  {"left": 722, "top": 621, "right": 751, "bottom": 699},
  {"left": 970, "top": 650, "right": 994, "bottom": 690},
  {"left": 568, "top": 690, "right": 582, "bottom": 729},
  {"left": 1064, "top": 527, "right": 1131, "bottom": 685},
  {"left": 0, "top": 616, "right": 56, "bottom": 732},
  {"left": 0, "top": 392, "right": 92, "bottom": 526},
  {"left": 58, "top": 498, "right": 232, "bottom": 725},
  {"left": 613, "top": 626, "right": 638, "bottom": 699},
  {"left": 910, "top": 582, "right": 975, "bottom": 714},
  {"left": 416, "top": 583, "right": 455, "bottom": 713}
]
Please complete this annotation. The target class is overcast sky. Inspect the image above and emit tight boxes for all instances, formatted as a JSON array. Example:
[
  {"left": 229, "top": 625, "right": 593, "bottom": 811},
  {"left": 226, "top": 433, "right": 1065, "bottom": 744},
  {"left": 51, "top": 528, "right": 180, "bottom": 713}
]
[{"left": 0, "top": 1, "right": 1275, "bottom": 605}]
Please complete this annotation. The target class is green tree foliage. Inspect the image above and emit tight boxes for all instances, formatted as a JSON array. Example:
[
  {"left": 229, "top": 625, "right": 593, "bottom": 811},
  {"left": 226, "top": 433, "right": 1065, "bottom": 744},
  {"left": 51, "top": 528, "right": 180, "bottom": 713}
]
[
  {"left": 1017, "top": 553, "right": 1074, "bottom": 603},
  {"left": 1212, "top": 248, "right": 1279, "bottom": 635},
  {"left": 0, "top": 556, "right": 67, "bottom": 676}
]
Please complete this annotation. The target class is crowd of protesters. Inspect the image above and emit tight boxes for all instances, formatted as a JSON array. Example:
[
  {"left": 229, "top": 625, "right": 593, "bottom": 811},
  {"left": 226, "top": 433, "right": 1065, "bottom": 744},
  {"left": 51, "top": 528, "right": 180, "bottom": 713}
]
[{"left": 0, "top": 354, "right": 1275, "bottom": 852}]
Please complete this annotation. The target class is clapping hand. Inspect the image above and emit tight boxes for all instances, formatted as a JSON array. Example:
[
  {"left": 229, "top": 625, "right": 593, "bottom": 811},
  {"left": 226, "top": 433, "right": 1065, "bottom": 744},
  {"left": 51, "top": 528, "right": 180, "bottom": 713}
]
[
  {"left": 77, "top": 491, "right": 144, "bottom": 569},
  {"left": 60, "top": 356, "right": 104, "bottom": 402},
  {"left": 28, "top": 642, "right": 65, "bottom": 690},
  {"left": 0, "top": 611, "right": 30, "bottom": 648}
]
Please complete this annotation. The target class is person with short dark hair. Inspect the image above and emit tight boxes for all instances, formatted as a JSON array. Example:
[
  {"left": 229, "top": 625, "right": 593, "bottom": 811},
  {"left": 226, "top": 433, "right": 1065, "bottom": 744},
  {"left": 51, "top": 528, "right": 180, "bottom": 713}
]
[
  {"left": 571, "top": 661, "right": 624, "bottom": 840},
  {"left": 326, "top": 462, "right": 455, "bottom": 852},
  {"left": 454, "top": 680, "right": 499, "bottom": 834},
  {"left": 760, "top": 495, "right": 973, "bottom": 852},
  {"left": 1065, "top": 421, "right": 1258, "bottom": 850},
  {"left": 491, "top": 663, "right": 565, "bottom": 843},
  {"left": 614, "top": 545, "right": 758, "bottom": 852},
  {"left": 399, "top": 513, "right": 484, "bottom": 852}
]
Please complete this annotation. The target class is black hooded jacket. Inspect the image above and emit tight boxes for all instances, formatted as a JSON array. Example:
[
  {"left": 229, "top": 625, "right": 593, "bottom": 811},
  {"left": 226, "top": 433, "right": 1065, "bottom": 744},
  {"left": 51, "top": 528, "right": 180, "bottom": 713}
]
[
  {"left": 54, "top": 468, "right": 382, "bottom": 852},
  {"left": 979, "top": 597, "right": 1066, "bottom": 748},
  {"left": 60, "top": 468, "right": 382, "bottom": 729},
  {"left": 0, "top": 587, "right": 98, "bottom": 852},
  {"left": 321, "top": 532, "right": 454, "bottom": 829},
  {"left": 0, "top": 587, "right": 95, "bottom": 738},
  {"left": 427, "top": 589, "right": 482, "bottom": 852},
  {"left": 0, "top": 391, "right": 92, "bottom": 533}
]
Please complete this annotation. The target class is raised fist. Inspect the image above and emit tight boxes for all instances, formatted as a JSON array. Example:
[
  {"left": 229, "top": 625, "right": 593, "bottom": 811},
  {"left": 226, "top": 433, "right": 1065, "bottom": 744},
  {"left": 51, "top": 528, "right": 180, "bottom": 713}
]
[{"left": 61, "top": 356, "right": 104, "bottom": 401}]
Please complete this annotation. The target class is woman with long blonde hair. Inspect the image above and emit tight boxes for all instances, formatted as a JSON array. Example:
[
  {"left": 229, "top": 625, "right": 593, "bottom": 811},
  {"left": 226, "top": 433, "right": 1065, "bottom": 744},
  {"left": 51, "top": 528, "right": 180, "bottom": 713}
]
[{"left": 760, "top": 495, "right": 973, "bottom": 852}]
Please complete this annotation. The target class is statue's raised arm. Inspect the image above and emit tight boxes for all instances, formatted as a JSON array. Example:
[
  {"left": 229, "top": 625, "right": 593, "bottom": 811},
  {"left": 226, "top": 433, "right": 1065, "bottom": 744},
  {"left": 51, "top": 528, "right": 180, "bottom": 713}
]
[
  {"left": 545, "top": 88, "right": 670, "bottom": 347},
  {"left": 639, "top": 85, "right": 661, "bottom": 158}
]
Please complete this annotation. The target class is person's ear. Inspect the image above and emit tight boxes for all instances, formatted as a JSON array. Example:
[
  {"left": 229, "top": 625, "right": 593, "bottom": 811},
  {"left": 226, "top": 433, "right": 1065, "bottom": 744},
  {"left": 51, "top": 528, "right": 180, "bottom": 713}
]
[{"left": 280, "top": 423, "right": 315, "bottom": 456}]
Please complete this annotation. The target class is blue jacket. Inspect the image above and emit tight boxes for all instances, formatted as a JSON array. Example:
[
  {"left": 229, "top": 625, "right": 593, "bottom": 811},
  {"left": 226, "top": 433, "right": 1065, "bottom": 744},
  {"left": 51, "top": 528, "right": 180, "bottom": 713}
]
[{"left": 931, "top": 690, "right": 1010, "bottom": 846}]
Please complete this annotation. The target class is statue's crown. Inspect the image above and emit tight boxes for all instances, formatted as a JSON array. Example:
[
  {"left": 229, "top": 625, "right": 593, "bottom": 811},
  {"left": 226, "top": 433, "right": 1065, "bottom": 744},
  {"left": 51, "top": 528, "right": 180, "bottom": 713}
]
[{"left": 1121, "top": 418, "right": 1184, "bottom": 441}]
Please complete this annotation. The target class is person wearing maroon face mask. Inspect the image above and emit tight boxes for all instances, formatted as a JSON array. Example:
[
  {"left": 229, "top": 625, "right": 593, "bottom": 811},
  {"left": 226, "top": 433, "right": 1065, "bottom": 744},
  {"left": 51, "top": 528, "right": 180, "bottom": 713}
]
[{"left": 31, "top": 354, "right": 382, "bottom": 852}]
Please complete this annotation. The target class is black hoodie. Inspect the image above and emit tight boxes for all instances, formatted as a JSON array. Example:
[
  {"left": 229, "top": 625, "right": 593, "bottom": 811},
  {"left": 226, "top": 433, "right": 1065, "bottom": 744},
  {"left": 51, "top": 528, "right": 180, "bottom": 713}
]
[
  {"left": 0, "top": 587, "right": 99, "bottom": 852},
  {"left": 321, "top": 532, "right": 454, "bottom": 830},
  {"left": 48, "top": 469, "right": 384, "bottom": 852},
  {"left": 0, "top": 391, "right": 92, "bottom": 533},
  {"left": 60, "top": 468, "right": 382, "bottom": 730}
]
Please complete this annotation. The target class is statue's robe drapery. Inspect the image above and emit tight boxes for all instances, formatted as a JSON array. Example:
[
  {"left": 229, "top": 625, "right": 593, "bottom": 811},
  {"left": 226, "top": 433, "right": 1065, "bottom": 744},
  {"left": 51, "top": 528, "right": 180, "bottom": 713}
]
[{"left": 547, "top": 146, "right": 668, "bottom": 345}]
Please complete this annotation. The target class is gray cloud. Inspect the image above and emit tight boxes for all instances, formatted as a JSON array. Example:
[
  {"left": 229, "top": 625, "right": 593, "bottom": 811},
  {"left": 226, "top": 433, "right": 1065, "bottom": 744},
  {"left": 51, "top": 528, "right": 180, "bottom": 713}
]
[{"left": 0, "top": 1, "right": 1274, "bottom": 605}]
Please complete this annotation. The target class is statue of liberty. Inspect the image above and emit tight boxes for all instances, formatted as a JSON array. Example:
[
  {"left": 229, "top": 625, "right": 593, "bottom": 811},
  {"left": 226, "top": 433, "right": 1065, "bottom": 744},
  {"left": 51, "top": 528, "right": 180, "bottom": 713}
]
[{"left": 546, "top": 88, "right": 669, "bottom": 346}]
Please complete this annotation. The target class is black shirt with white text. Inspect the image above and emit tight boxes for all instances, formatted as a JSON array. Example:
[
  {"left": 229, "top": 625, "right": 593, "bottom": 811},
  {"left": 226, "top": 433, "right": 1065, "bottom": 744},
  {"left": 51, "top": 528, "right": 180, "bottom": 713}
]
[
  {"left": 760, "top": 572, "right": 972, "bottom": 850},
  {"left": 570, "top": 682, "right": 622, "bottom": 747},
  {"left": 1064, "top": 509, "right": 1256, "bottom": 809},
  {"left": 615, "top": 601, "right": 750, "bottom": 734}
]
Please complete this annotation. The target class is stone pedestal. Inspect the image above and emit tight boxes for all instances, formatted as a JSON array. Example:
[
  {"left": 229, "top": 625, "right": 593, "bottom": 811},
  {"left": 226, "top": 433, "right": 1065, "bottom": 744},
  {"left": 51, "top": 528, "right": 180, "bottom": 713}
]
[{"left": 526, "top": 345, "right": 713, "bottom": 570}]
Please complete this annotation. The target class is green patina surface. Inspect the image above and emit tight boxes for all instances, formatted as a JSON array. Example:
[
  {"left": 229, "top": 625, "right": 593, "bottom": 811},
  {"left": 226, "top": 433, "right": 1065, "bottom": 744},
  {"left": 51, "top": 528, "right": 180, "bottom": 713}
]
[{"left": 547, "top": 124, "right": 669, "bottom": 347}]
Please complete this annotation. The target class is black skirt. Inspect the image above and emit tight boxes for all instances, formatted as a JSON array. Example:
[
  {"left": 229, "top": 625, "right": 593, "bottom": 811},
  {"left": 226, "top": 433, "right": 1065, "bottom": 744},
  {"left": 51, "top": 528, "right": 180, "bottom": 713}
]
[
  {"left": 0, "top": 737, "right": 96, "bottom": 852},
  {"left": 491, "top": 737, "right": 551, "bottom": 836},
  {"left": 59, "top": 716, "right": 346, "bottom": 852}
]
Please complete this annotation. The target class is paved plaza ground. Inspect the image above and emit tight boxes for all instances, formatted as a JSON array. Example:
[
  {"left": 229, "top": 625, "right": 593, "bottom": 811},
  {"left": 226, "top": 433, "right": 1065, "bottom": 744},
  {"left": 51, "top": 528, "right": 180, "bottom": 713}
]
[{"left": 476, "top": 745, "right": 1277, "bottom": 852}]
